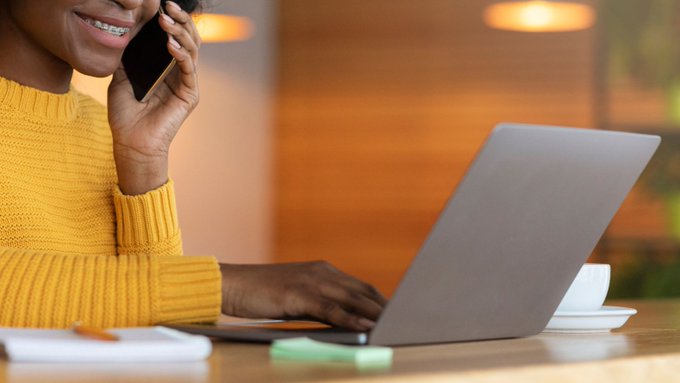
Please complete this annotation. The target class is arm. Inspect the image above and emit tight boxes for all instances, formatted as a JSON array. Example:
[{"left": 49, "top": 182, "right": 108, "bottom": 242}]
[
  {"left": 112, "top": 181, "right": 386, "bottom": 331},
  {"left": 0, "top": 248, "right": 221, "bottom": 328},
  {"left": 101, "top": 4, "right": 386, "bottom": 330},
  {"left": 107, "top": 3, "right": 198, "bottom": 256},
  {"left": 108, "top": 2, "right": 200, "bottom": 197}
]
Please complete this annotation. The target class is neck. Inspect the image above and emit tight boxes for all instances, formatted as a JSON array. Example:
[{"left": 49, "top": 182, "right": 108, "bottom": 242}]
[{"left": 0, "top": 12, "right": 73, "bottom": 94}]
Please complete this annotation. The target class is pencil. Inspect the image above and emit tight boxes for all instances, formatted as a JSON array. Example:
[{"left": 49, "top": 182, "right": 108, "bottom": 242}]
[{"left": 72, "top": 322, "right": 119, "bottom": 342}]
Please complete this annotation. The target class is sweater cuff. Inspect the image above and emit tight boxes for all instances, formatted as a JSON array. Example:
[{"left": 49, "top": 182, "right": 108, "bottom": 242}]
[
  {"left": 155, "top": 256, "right": 222, "bottom": 324},
  {"left": 113, "top": 179, "right": 181, "bottom": 254}
]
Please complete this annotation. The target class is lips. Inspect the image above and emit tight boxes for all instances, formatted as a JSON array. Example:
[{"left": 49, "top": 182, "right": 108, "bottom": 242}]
[
  {"left": 76, "top": 12, "right": 133, "bottom": 35},
  {"left": 75, "top": 12, "right": 135, "bottom": 49}
]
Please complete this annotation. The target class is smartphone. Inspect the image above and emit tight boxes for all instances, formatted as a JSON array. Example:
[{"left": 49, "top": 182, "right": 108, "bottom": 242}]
[{"left": 122, "top": 5, "right": 176, "bottom": 102}]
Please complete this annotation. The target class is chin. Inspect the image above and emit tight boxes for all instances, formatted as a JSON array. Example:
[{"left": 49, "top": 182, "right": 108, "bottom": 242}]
[{"left": 73, "top": 58, "right": 121, "bottom": 78}]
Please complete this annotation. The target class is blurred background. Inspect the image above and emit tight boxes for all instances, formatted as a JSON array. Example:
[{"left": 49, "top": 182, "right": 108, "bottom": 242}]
[{"left": 74, "top": 0, "right": 680, "bottom": 299}]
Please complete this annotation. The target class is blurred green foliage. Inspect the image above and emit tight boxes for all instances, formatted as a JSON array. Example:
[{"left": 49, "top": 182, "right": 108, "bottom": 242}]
[
  {"left": 601, "top": 0, "right": 680, "bottom": 88},
  {"left": 600, "top": 0, "right": 680, "bottom": 122},
  {"left": 610, "top": 258, "right": 680, "bottom": 298},
  {"left": 601, "top": 0, "right": 680, "bottom": 299},
  {"left": 638, "top": 132, "right": 680, "bottom": 196}
]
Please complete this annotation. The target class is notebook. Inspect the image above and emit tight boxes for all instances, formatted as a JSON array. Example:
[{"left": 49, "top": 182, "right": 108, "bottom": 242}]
[{"left": 0, "top": 326, "right": 212, "bottom": 363}]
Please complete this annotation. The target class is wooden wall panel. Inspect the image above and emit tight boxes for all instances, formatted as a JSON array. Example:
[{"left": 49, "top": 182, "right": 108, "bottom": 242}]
[{"left": 274, "top": 0, "right": 601, "bottom": 295}]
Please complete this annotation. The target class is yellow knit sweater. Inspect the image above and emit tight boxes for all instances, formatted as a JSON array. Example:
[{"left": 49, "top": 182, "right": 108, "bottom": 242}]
[{"left": 0, "top": 76, "right": 222, "bottom": 328}]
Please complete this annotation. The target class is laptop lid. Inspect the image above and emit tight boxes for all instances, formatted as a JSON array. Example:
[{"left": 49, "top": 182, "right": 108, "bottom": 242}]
[{"left": 368, "top": 123, "right": 659, "bottom": 346}]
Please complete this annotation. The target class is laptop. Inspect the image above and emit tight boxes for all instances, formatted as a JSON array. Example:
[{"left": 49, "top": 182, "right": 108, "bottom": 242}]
[{"left": 172, "top": 123, "right": 660, "bottom": 346}]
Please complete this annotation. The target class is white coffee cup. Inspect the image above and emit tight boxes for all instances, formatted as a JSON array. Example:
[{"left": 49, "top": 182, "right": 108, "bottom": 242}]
[{"left": 555, "top": 263, "right": 610, "bottom": 312}]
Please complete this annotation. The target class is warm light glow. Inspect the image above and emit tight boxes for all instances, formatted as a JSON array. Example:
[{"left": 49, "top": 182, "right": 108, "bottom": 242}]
[
  {"left": 483, "top": 1, "right": 595, "bottom": 32},
  {"left": 193, "top": 13, "right": 254, "bottom": 43}
]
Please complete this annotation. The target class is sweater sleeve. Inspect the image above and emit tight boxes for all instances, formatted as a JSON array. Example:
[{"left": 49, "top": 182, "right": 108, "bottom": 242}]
[
  {"left": 113, "top": 179, "right": 184, "bottom": 256},
  {"left": 0, "top": 247, "right": 222, "bottom": 328}
]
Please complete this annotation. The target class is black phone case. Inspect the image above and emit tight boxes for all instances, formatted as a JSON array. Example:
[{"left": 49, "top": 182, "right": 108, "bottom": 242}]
[{"left": 121, "top": 5, "right": 175, "bottom": 102}]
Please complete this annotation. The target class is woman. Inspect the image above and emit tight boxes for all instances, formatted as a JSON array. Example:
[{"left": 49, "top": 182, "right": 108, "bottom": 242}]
[{"left": 0, "top": 0, "right": 385, "bottom": 330}]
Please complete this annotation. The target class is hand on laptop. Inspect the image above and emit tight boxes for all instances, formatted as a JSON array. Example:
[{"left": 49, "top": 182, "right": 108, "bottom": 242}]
[{"left": 219, "top": 261, "right": 387, "bottom": 331}]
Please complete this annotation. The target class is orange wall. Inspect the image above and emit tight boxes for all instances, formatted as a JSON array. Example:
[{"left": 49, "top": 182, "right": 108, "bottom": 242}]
[
  {"left": 171, "top": 1, "right": 276, "bottom": 264},
  {"left": 274, "top": 0, "right": 599, "bottom": 295}
]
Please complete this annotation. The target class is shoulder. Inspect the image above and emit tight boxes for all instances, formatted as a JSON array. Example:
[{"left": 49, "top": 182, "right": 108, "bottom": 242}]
[
  {"left": 73, "top": 90, "right": 107, "bottom": 119},
  {"left": 71, "top": 89, "right": 110, "bottom": 133}
]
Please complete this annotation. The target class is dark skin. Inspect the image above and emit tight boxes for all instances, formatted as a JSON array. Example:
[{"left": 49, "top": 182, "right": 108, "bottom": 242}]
[
  {"left": 221, "top": 262, "right": 386, "bottom": 330},
  {"left": 0, "top": 0, "right": 386, "bottom": 331}
]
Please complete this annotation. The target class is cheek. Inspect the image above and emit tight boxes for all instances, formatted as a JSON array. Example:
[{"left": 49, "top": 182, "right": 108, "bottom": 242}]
[
  {"left": 129, "top": 1, "right": 161, "bottom": 40},
  {"left": 13, "top": 6, "right": 74, "bottom": 59},
  {"left": 70, "top": 31, "right": 126, "bottom": 77},
  {"left": 144, "top": 1, "right": 162, "bottom": 20}
]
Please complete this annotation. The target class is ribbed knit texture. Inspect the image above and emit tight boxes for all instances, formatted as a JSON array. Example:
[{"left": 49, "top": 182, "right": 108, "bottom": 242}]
[{"left": 0, "top": 76, "right": 221, "bottom": 328}]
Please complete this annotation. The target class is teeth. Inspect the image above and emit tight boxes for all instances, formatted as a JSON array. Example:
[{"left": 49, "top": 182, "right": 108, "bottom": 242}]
[{"left": 83, "top": 17, "right": 130, "bottom": 37}]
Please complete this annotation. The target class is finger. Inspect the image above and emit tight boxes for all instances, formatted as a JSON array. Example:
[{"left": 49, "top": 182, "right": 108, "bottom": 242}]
[
  {"left": 318, "top": 281, "right": 384, "bottom": 321},
  {"left": 309, "top": 261, "right": 388, "bottom": 309},
  {"left": 343, "top": 278, "right": 389, "bottom": 307},
  {"left": 300, "top": 295, "right": 375, "bottom": 332},
  {"left": 165, "top": 1, "right": 191, "bottom": 24},
  {"left": 109, "top": 65, "right": 128, "bottom": 88},
  {"left": 319, "top": 265, "right": 388, "bottom": 307},
  {"left": 165, "top": 1, "right": 202, "bottom": 49},
  {"left": 159, "top": 12, "right": 199, "bottom": 63},
  {"left": 157, "top": 19, "right": 199, "bottom": 101}
]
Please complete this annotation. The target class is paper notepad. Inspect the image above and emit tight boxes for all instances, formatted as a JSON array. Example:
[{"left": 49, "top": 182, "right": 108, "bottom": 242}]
[{"left": 0, "top": 326, "right": 212, "bottom": 363}]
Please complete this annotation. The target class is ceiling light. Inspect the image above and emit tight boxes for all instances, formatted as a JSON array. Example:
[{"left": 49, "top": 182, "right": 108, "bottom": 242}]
[{"left": 483, "top": 1, "right": 596, "bottom": 32}]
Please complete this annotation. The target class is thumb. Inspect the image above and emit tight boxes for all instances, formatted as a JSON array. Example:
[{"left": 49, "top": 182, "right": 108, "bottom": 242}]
[
  {"left": 108, "top": 65, "right": 135, "bottom": 101},
  {"left": 110, "top": 65, "right": 128, "bottom": 87}
]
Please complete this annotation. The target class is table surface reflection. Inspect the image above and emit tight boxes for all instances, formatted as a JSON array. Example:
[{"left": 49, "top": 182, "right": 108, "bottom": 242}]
[{"left": 3, "top": 300, "right": 680, "bottom": 383}]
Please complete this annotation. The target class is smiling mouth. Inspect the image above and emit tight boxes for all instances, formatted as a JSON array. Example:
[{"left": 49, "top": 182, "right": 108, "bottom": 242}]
[{"left": 77, "top": 14, "right": 131, "bottom": 37}]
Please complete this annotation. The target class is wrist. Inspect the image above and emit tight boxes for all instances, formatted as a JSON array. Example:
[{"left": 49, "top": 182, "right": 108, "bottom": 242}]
[
  {"left": 114, "top": 146, "right": 169, "bottom": 195},
  {"left": 219, "top": 263, "right": 243, "bottom": 316}
]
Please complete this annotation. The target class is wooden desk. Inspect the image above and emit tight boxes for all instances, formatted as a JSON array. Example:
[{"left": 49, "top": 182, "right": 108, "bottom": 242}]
[{"left": 3, "top": 300, "right": 680, "bottom": 383}]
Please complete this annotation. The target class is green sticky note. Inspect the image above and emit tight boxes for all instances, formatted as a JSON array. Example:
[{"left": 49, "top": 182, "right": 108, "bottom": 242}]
[{"left": 270, "top": 337, "right": 393, "bottom": 366}]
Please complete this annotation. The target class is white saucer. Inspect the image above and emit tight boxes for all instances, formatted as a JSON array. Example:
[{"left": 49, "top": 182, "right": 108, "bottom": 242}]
[{"left": 543, "top": 306, "right": 637, "bottom": 333}]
